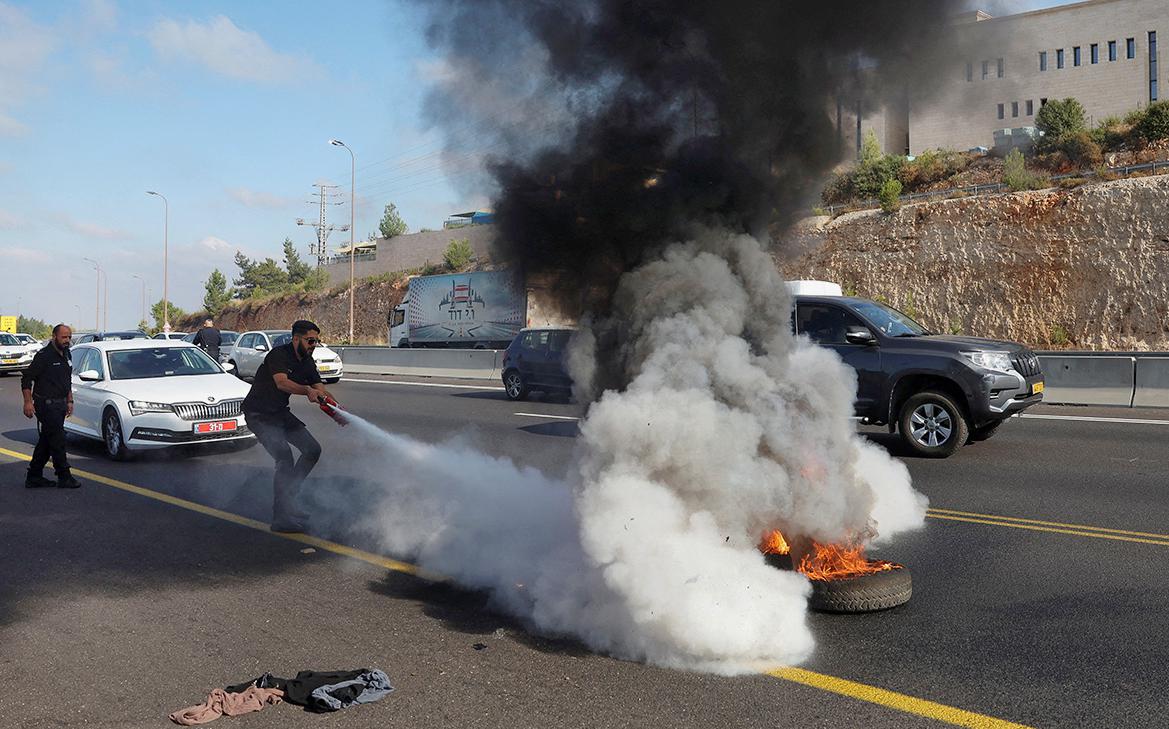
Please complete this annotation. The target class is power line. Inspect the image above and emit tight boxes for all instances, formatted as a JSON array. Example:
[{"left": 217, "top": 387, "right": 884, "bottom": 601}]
[{"left": 295, "top": 184, "right": 349, "bottom": 268}]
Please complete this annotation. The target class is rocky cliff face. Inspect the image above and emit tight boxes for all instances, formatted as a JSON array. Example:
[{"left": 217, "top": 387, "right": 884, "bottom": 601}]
[{"left": 781, "top": 176, "right": 1169, "bottom": 350}]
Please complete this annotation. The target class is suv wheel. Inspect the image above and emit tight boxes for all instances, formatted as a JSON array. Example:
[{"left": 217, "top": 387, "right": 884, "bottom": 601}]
[
  {"left": 898, "top": 391, "right": 968, "bottom": 458},
  {"left": 102, "top": 407, "right": 131, "bottom": 461},
  {"left": 503, "top": 370, "right": 528, "bottom": 401}
]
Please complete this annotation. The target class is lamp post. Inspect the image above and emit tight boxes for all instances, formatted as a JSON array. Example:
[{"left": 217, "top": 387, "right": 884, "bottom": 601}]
[
  {"left": 81, "top": 257, "right": 101, "bottom": 330},
  {"left": 146, "top": 190, "right": 170, "bottom": 332},
  {"left": 131, "top": 274, "right": 146, "bottom": 325},
  {"left": 73, "top": 304, "right": 81, "bottom": 325},
  {"left": 329, "top": 138, "right": 356, "bottom": 344}
]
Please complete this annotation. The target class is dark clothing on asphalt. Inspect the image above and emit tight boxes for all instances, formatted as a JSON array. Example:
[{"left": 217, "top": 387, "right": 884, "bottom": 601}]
[
  {"left": 22, "top": 345, "right": 73, "bottom": 479},
  {"left": 21, "top": 344, "right": 72, "bottom": 399},
  {"left": 192, "top": 326, "right": 222, "bottom": 360},
  {"left": 227, "top": 670, "right": 380, "bottom": 710},
  {"left": 241, "top": 343, "right": 321, "bottom": 415},
  {"left": 309, "top": 670, "right": 393, "bottom": 712}
]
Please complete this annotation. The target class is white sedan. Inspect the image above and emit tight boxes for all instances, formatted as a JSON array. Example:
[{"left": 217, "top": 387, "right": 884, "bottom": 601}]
[
  {"left": 0, "top": 332, "right": 34, "bottom": 375},
  {"left": 66, "top": 340, "right": 255, "bottom": 460},
  {"left": 227, "top": 329, "right": 344, "bottom": 383}
]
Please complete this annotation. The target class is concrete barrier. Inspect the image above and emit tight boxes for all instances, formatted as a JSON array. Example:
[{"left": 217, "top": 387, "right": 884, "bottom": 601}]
[
  {"left": 1037, "top": 355, "right": 1135, "bottom": 407},
  {"left": 1133, "top": 357, "right": 1169, "bottom": 408},
  {"left": 334, "top": 346, "right": 501, "bottom": 381}
]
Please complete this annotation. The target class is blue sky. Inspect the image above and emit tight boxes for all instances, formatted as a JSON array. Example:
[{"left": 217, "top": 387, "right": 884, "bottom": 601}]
[{"left": 0, "top": 0, "right": 1072, "bottom": 330}]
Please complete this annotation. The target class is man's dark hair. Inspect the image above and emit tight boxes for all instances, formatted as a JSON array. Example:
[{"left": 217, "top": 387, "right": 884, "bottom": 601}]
[
  {"left": 52, "top": 323, "right": 71, "bottom": 336},
  {"left": 291, "top": 320, "right": 320, "bottom": 336}
]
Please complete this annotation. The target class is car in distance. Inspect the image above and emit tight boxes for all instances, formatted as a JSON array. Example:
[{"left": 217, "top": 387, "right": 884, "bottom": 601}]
[
  {"left": 65, "top": 340, "right": 252, "bottom": 460},
  {"left": 227, "top": 330, "right": 344, "bottom": 383},
  {"left": 13, "top": 333, "right": 41, "bottom": 354},
  {"left": 152, "top": 332, "right": 189, "bottom": 340},
  {"left": 500, "top": 327, "right": 574, "bottom": 401},
  {"left": 183, "top": 330, "right": 239, "bottom": 363},
  {"left": 790, "top": 284, "right": 1044, "bottom": 458},
  {"left": 0, "top": 332, "right": 35, "bottom": 374}
]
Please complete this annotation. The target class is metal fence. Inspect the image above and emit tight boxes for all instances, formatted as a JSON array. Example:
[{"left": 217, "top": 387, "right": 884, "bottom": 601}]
[{"left": 822, "top": 159, "right": 1169, "bottom": 216}]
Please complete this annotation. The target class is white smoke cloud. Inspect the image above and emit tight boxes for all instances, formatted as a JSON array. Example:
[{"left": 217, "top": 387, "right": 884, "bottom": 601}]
[{"left": 325, "top": 227, "right": 925, "bottom": 674}]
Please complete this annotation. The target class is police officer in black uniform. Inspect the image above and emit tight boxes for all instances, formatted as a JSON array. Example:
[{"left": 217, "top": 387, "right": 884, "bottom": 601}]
[
  {"left": 192, "top": 318, "right": 222, "bottom": 362},
  {"left": 241, "top": 320, "right": 335, "bottom": 532},
  {"left": 21, "top": 324, "right": 80, "bottom": 488}
]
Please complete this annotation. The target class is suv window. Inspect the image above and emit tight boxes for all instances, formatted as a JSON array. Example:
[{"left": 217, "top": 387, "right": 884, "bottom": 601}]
[
  {"left": 797, "top": 304, "right": 868, "bottom": 345},
  {"left": 548, "top": 331, "right": 571, "bottom": 353},
  {"left": 238, "top": 333, "right": 256, "bottom": 349}
]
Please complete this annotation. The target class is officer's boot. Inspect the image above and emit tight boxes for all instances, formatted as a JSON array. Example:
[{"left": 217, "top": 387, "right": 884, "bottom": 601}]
[{"left": 271, "top": 482, "right": 310, "bottom": 533}]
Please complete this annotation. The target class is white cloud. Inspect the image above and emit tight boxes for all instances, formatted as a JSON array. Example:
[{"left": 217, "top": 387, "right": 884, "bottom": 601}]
[
  {"left": 66, "top": 220, "right": 128, "bottom": 240},
  {"left": 0, "top": 246, "right": 51, "bottom": 263},
  {"left": 0, "top": 3, "right": 57, "bottom": 133},
  {"left": 147, "top": 15, "right": 321, "bottom": 84},
  {"left": 197, "top": 236, "right": 230, "bottom": 252},
  {"left": 227, "top": 187, "right": 295, "bottom": 209}
]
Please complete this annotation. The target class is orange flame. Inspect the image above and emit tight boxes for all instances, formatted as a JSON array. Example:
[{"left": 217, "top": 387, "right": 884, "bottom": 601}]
[{"left": 760, "top": 530, "right": 901, "bottom": 581}]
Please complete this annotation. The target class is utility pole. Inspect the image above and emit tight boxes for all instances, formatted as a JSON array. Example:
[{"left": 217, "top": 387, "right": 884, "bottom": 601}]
[{"left": 297, "top": 184, "right": 348, "bottom": 269}]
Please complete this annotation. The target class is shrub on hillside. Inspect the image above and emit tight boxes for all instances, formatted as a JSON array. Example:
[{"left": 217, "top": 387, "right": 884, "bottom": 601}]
[
  {"left": 1036, "top": 98, "right": 1087, "bottom": 142},
  {"left": 1089, "top": 116, "right": 1128, "bottom": 151},
  {"left": 1134, "top": 101, "right": 1169, "bottom": 143},
  {"left": 1054, "top": 131, "right": 1103, "bottom": 167},
  {"left": 821, "top": 172, "right": 854, "bottom": 205},
  {"left": 852, "top": 154, "right": 904, "bottom": 199},
  {"left": 443, "top": 237, "right": 474, "bottom": 270},
  {"left": 898, "top": 149, "right": 969, "bottom": 190},
  {"left": 879, "top": 179, "right": 902, "bottom": 213},
  {"left": 1003, "top": 149, "right": 1048, "bottom": 191}
]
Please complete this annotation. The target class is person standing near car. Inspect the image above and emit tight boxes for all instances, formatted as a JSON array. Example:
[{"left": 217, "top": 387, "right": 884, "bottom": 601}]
[
  {"left": 20, "top": 324, "right": 80, "bottom": 488},
  {"left": 241, "top": 320, "right": 334, "bottom": 533},
  {"left": 192, "top": 318, "right": 222, "bottom": 362}
]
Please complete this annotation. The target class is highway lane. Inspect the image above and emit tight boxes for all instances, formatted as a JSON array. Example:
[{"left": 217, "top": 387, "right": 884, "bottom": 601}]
[{"left": 1, "top": 373, "right": 1167, "bottom": 727}]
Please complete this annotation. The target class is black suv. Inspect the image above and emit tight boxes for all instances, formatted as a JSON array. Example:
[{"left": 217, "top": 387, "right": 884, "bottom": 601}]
[
  {"left": 794, "top": 295, "right": 1044, "bottom": 457},
  {"left": 501, "top": 327, "right": 573, "bottom": 401}
]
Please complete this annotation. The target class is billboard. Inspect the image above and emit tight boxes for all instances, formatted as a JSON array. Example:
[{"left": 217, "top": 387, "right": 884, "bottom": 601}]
[
  {"left": 407, "top": 270, "right": 524, "bottom": 344},
  {"left": 0, "top": 316, "right": 16, "bottom": 334}
]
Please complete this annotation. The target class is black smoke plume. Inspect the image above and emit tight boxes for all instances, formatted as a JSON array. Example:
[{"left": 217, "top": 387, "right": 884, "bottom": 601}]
[{"left": 420, "top": 0, "right": 964, "bottom": 388}]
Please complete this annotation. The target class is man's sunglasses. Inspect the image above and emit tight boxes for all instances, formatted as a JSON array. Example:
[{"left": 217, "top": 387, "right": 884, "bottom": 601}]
[{"left": 302, "top": 337, "right": 320, "bottom": 345}]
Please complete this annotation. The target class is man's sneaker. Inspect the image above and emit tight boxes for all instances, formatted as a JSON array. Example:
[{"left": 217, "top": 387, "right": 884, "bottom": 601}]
[
  {"left": 25, "top": 474, "right": 55, "bottom": 488},
  {"left": 56, "top": 474, "right": 81, "bottom": 489},
  {"left": 270, "top": 517, "right": 309, "bottom": 534}
]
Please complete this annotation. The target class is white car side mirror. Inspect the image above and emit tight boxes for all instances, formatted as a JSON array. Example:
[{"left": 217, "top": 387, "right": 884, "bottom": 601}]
[
  {"left": 255, "top": 344, "right": 268, "bottom": 352},
  {"left": 222, "top": 361, "right": 235, "bottom": 372},
  {"left": 78, "top": 370, "right": 102, "bottom": 382}
]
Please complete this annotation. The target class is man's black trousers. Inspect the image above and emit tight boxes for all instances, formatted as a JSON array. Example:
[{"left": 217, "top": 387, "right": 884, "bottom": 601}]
[
  {"left": 30, "top": 399, "right": 71, "bottom": 477},
  {"left": 245, "top": 409, "right": 321, "bottom": 518}
]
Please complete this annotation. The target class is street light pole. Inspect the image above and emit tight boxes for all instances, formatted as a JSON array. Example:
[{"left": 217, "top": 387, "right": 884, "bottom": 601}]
[
  {"left": 330, "top": 139, "right": 356, "bottom": 344},
  {"left": 82, "top": 257, "right": 101, "bottom": 331},
  {"left": 146, "top": 191, "right": 170, "bottom": 332},
  {"left": 103, "top": 269, "right": 108, "bottom": 330},
  {"left": 131, "top": 274, "right": 146, "bottom": 325}
]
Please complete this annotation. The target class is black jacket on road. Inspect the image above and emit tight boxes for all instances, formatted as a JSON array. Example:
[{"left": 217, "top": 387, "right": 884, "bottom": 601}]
[{"left": 192, "top": 326, "right": 222, "bottom": 358}]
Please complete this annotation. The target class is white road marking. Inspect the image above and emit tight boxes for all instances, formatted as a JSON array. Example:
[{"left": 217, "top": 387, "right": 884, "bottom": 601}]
[
  {"left": 343, "top": 377, "right": 504, "bottom": 391},
  {"left": 514, "top": 412, "right": 581, "bottom": 421},
  {"left": 1018, "top": 413, "right": 1169, "bottom": 425}
]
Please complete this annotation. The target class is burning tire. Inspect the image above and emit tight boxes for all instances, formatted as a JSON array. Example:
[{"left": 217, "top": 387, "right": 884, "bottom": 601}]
[{"left": 807, "top": 567, "right": 912, "bottom": 613}]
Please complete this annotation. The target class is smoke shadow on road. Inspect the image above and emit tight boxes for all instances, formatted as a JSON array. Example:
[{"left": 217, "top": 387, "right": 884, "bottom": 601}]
[{"left": 518, "top": 422, "right": 579, "bottom": 438}]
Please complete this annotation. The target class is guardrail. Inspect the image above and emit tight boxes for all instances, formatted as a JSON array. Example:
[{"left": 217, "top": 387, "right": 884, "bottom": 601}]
[
  {"left": 1036, "top": 351, "right": 1169, "bottom": 408},
  {"left": 334, "top": 346, "right": 501, "bottom": 381},
  {"left": 331, "top": 347, "right": 1169, "bottom": 407}
]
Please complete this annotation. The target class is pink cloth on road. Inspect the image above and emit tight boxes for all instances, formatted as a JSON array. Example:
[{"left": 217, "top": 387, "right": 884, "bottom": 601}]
[{"left": 169, "top": 686, "right": 284, "bottom": 725}]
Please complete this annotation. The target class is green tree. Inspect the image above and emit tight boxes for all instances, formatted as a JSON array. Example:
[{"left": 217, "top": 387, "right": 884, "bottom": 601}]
[
  {"left": 16, "top": 315, "right": 50, "bottom": 339},
  {"left": 233, "top": 251, "right": 289, "bottom": 298},
  {"left": 443, "top": 237, "right": 474, "bottom": 270},
  {"left": 1134, "top": 100, "right": 1169, "bottom": 142},
  {"left": 137, "top": 319, "right": 151, "bottom": 335},
  {"left": 859, "top": 130, "right": 882, "bottom": 164},
  {"left": 283, "top": 238, "right": 313, "bottom": 285},
  {"left": 879, "top": 179, "right": 902, "bottom": 213},
  {"left": 1003, "top": 149, "right": 1047, "bottom": 191},
  {"left": 150, "top": 299, "right": 186, "bottom": 331},
  {"left": 378, "top": 203, "right": 409, "bottom": 239},
  {"left": 1036, "top": 98, "right": 1086, "bottom": 140},
  {"left": 203, "top": 268, "right": 233, "bottom": 317}
]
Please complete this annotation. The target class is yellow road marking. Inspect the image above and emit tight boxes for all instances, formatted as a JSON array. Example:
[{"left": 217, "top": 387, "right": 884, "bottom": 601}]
[
  {"left": 2, "top": 445, "right": 1032, "bottom": 727},
  {"left": 768, "top": 668, "right": 1033, "bottom": 729},
  {"left": 927, "top": 509, "right": 1169, "bottom": 546},
  {"left": 0, "top": 446, "right": 429, "bottom": 578},
  {"left": 929, "top": 507, "right": 1169, "bottom": 540}
]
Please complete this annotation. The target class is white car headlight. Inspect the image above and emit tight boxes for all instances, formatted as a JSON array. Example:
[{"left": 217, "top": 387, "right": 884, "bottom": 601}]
[
  {"left": 129, "top": 400, "right": 175, "bottom": 416},
  {"left": 961, "top": 350, "right": 1013, "bottom": 373}
]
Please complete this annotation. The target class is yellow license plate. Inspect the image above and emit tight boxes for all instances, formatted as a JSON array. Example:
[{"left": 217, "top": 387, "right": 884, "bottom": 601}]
[
  {"left": 2, "top": 359, "right": 17, "bottom": 365},
  {"left": 1032, "top": 382, "right": 1045, "bottom": 395}
]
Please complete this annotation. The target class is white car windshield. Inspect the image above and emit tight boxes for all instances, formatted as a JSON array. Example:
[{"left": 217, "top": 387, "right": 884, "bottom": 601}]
[
  {"left": 108, "top": 347, "right": 222, "bottom": 380},
  {"left": 0, "top": 333, "right": 18, "bottom": 346}
]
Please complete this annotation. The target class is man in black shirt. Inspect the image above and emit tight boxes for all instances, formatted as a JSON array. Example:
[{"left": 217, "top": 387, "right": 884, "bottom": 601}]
[
  {"left": 21, "top": 324, "right": 80, "bottom": 488},
  {"left": 242, "top": 320, "right": 334, "bottom": 532},
  {"left": 192, "top": 318, "right": 222, "bottom": 361}
]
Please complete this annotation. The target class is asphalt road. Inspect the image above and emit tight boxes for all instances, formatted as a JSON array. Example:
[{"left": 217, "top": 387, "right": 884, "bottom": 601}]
[{"left": 1, "top": 373, "right": 1167, "bottom": 728}]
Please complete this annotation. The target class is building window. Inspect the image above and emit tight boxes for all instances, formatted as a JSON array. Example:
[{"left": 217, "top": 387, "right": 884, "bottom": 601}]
[
  {"left": 1073, "top": 46, "right": 1081, "bottom": 66},
  {"left": 1026, "top": 99, "right": 1034, "bottom": 115},
  {"left": 1109, "top": 40, "right": 1118, "bottom": 61},
  {"left": 1039, "top": 51, "right": 1048, "bottom": 71},
  {"left": 997, "top": 58, "right": 1004, "bottom": 77},
  {"left": 1057, "top": 48, "right": 1065, "bottom": 68},
  {"left": 1040, "top": 97, "right": 1048, "bottom": 107},
  {"left": 1091, "top": 43, "right": 1099, "bottom": 64},
  {"left": 1151, "top": 31, "right": 1159, "bottom": 102},
  {"left": 1011, "top": 101, "right": 1019, "bottom": 117},
  {"left": 997, "top": 103, "right": 1005, "bottom": 120},
  {"left": 982, "top": 60, "right": 989, "bottom": 79},
  {"left": 966, "top": 62, "right": 973, "bottom": 82},
  {"left": 1127, "top": 37, "right": 1136, "bottom": 59}
]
